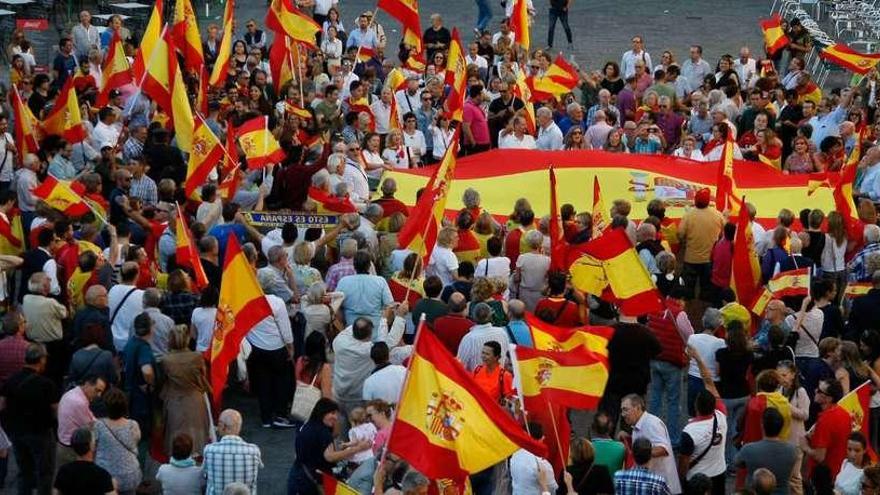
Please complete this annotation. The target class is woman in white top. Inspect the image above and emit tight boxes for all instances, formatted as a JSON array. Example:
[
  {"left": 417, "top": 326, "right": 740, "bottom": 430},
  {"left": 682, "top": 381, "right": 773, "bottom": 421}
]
[
  {"left": 401, "top": 112, "right": 426, "bottom": 167},
  {"left": 787, "top": 296, "right": 824, "bottom": 360},
  {"left": 87, "top": 49, "right": 103, "bottom": 89},
  {"left": 320, "top": 26, "right": 343, "bottom": 64},
  {"left": 475, "top": 235, "right": 511, "bottom": 299},
  {"left": 834, "top": 431, "right": 869, "bottom": 495},
  {"left": 821, "top": 211, "right": 848, "bottom": 301},
  {"left": 191, "top": 287, "right": 218, "bottom": 353},
  {"left": 381, "top": 129, "right": 409, "bottom": 169},
  {"left": 672, "top": 135, "right": 705, "bottom": 161},
  {"left": 777, "top": 360, "right": 810, "bottom": 494},
  {"left": 321, "top": 8, "right": 345, "bottom": 42},
  {"left": 426, "top": 227, "right": 460, "bottom": 286},
  {"left": 429, "top": 114, "right": 455, "bottom": 161},
  {"left": 514, "top": 230, "right": 550, "bottom": 311},
  {"left": 361, "top": 132, "right": 392, "bottom": 184}
]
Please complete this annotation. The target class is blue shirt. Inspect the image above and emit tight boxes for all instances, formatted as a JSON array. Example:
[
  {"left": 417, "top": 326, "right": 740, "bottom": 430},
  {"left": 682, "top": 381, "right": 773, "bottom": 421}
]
[
  {"left": 208, "top": 223, "right": 247, "bottom": 262},
  {"left": 808, "top": 105, "right": 846, "bottom": 148},
  {"left": 631, "top": 137, "right": 662, "bottom": 154},
  {"left": 754, "top": 318, "right": 792, "bottom": 350},
  {"left": 47, "top": 156, "right": 77, "bottom": 180},
  {"left": 613, "top": 466, "right": 671, "bottom": 495},
  {"left": 858, "top": 163, "right": 880, "bottom": 201},
  {"left": 345, "top": 28, "right": 378, "bottom": 50},
  {"left": 506, "top": 319, "right": 533, "bottom": 347},
  {"left": 336, "top": 274, "right": 393, "bottom": 332}
]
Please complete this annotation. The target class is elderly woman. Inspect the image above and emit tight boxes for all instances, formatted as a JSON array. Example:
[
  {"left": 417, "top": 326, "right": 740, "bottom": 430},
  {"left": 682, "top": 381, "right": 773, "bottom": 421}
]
[
  {"left": 381, "top": 129, "right": 409, "bottom": 169},
  {"left": 635, "top": 223, "right": 663, "bottom": 274},
  {"left": 160, "top": 325, "right": 210, "bottom": 457},
  {"left": 673, "top": 135, "right": 705, "bottom": 161},
  {"left": 324, "top": 152, "right": 346, "bottom": 192},
  {"left": 292, "top": 242, "right": 323, "bottom": 296},
  {"left": 301, "top": 281, "right": 344, "bottom": 338},
  {"left": 426, "top": 227, "right": 459, "bottom": 287},
  {"left": 468, "top": 277, "right": 508, "bottom": 326},
  {"left": 514, "top": 230, "right": 550, "bottom": 311},
  {"left": 461, "top": 187, "right": 483, "bottom": 221},
  {"left": 161, "top": 270, "right": 200, "bottom": 326}
]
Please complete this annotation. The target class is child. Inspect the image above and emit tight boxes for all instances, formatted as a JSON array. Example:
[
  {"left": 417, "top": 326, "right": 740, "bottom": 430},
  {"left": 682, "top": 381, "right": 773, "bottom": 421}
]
[{"left": 347, "top": 407, "right": 377, "bottom": 466}]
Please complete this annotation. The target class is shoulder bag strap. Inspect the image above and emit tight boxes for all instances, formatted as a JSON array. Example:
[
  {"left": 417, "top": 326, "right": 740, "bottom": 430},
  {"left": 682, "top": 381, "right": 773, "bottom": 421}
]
[
  {"left": 99, "top": 419, "right": 138, "bottom": 456},
  {"left": 72, "top": 350, "right": 103, "bottom": 384},
  {"left": 109, "top": 287, "right": 138, "bottom": 326},
  {"left": 688, "top": 413, "right": 719, "bottom": 469}
]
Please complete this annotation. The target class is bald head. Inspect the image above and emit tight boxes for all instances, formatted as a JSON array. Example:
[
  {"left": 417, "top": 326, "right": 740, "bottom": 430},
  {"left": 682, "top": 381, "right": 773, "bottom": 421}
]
[
  {"left": 508, "top": 299, "right": 525, "bottom": 320},
  {"left": 85, "top": 285, "right": 108, "bottom": 308},
  {"left": 752, "top": 468, "right": 776, "bottom": 495},
  {"left": 448, "top": 292, "right": 467, "bottom": 314},
  {"left": 218, "top": 409, "right": 242, "bottom": 436}
]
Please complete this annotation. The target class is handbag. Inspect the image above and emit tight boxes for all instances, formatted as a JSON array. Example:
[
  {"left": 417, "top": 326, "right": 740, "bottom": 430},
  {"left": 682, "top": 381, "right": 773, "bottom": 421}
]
[{"left": 290, "top": 367, "right": 321, "bottom": 421}]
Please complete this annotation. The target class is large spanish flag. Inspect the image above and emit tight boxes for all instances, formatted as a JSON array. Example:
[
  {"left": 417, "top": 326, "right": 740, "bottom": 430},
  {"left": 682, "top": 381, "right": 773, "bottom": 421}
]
[
  {"left": 509, "top": 0, "right": 530, "bottom": 51},
  {"left": 172, "top": 0, "right": 204, "bottom": 71},
  {"left": 268, "top": 35, "right": 295, "bottom": 95},
  {"left": 378, "top": 0, "right": 422, "bottom": 54},
  {"left": 141, "top": 26, "right": 175, "bottom": 120},
  {"left": 322, "top": 473, "right": 359, "bottom": 495},
  {"left": 41, "top": 78, "right": 87, "bottom": 144},
  {"left": 133, "top": 0, "right": 163, "bottom": 80},
  {"left": 741, "top": 391, "right": 792, "bottom": 443},
  {"left": 527, "top": 54, "right": 578, "bottom": 102},
  {"left": 591, "top": 176, "right": 609, "bottom": 237},
  {"left": 526, "top": 312, "right": 613, "bottom": 357},
  {"left": 96, "top": 30, "right": 132, "bottom": 107},
  {"left": 760, "top": 14, "right": 789, "bottom": 56},
  {"left": 387, "top": 325, "right": 547, "bottom": 481},
  {"left": 11, "top": 87, "right": 39, "bottom": 158},
  {"left": 236, "top": 116, "right": 286, "bottom": 168},
  {"left": 209, "top": 234, "right": 274, "bottom": 410},
  {"left": 33, "top": 175, "right": 91, "bottom": 217},
  {"left": 184, "top": 118, "right": 224, "bottom": 199},
  {"left": 731, "top": 196, "right": 763, "bottom": 312},
  {"left": 513, "top": 345, "right": 608, "bottom": 409},
  {"left": 175, "top": 204, "right": 209, "bottom": 290},
  {"left": 820, "top": 43, "right": 880, "bottom": 75},
  {"left": 398, "top": 133, "right": 459, "bottom": 265},
  {"left": 444, "top": 29, "right": 467, "bottom": 123},
  {"left": 715, "top": 134, "right": 741, "bottom": 213},
  {"left": 767, "top": 268, "right": 810, "bottom": 298},
  {"left": 168, "top": 32, "right": 195, "bottom": 152},
  {"left": 308, "top": 186, "right": 357, "bottom": 214},
  {"left": 265, "top": 0, "right": 320, "bottom": 49},
  {"left": 566, "top": 228, "right": 663, "bottom": 316}
]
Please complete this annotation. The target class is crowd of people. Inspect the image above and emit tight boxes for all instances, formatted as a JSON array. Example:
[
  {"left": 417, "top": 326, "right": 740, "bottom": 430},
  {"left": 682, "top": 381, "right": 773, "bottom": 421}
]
[{"left": 1, "top": 1, "right": 880, "bottom": 495}]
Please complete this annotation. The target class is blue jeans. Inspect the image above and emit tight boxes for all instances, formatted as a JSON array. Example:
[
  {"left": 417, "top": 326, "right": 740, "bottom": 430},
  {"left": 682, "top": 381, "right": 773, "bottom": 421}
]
[
  {"left": 687, "top": 374, "right": 706, "bottom": 417},
  {"left": 475, "top": 0, "right": 492, "bottom": 31},
  {"left": 648, "top": 360, "right": 683, "bottom": 446},
  {"left": 722, "top": 395, "right": 749, "bottom": 469}
]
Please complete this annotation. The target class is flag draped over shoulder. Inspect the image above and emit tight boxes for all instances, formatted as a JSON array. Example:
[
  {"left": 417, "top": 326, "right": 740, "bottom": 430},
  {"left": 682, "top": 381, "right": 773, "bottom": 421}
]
[
  {"left": 172, "top": 0, "right": 205, "bottom": 71},
  {"left": 509, "top": 0, "right": 530, "bottom": 51},
  {"left": 236, "top": 116, "right": 286, "bottom": 168},
  {"left": 33, "top": 175, "right": 91, "bottom": 217},
  {"left": 797, "top": 81, "right": 822, "bottom": 105},
  {"left": 444, "top": 29, "right": 467, "bottom": 122},
  {"left": 41, "top": 78, "right": 87, "bottom": 144},
  {"left": 209, "top": 234, "right": 273, "bottom": 410},
  {"left": 387, "top": 324, "right": 547, "bottom": 481},
  {"left": 11, "top": 87, "right": 39, "bottom": 158},
  {"left": 175, "top": 205, "right": 209, "bottom": 290},
  {"left": 760, "top": 14, "right": 789, "bottom": 56},
  {"left": 742, "top": 391, "right": 792, "bottom": 443},
  {"left": 591, "top": 176, "right": 609, "bottom": 238},
  {"left": 96, "top": 30, "right": 132, "bottom": 107},
  {"left": 731, "top": 196, "right": 763, "bottom": 312},
  {"left": 527, "top": 54, "right": 578, "bottom": 101},
  {"left": 265, "top": 0, "right": 321, "bottom": 49},
  {"left": 566, "top": 228, "right": 663, "bottom": 316},
  {"left": 513, "top": 345, "right": 609, "bottom": 409},
  {"left": 133, "top": 0, "right": 163, "bottom": 80},
  {"left": 398, "top": 134, "right": 459, "bottom": 264},
  {"left": 820, "top": 43, "right": 880, "bottom": 75},
  {"left": 526, "top": 313, "right": 613, "bottom": 357},
  {"left": 184, "top": 118, "right": 224, "bottom": 199},
  {"left": 377, "top": 0, "right": 422, "bottom": 54}
]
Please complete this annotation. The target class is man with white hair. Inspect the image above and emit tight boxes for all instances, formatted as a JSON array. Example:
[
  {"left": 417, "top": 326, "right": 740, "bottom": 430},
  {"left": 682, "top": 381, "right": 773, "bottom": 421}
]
[
  {"left": 848, "top": 224, "right": 880, "bottom": 282},
  {"left": 71, "top": 10, "right": 100, "bottom": 60},
  {"left": 15, "top": 153, "right": 40, "bottom": 230},
  {"left": 356, "top": 204, "right": 382, "bottom": 250},
  {"left": 499, "top": 116, "right": 537, "bottom": 149},
  {"left": 257, "top": 245, "right": 298, "bottom": 304},
  {"left": 326, "top": 238, "right": 359, "bottom": 290},
  {"left": 204, "top": 409, "right": 263, "bottom": 495},
  {"left": 22, "top": 272, "right": 68, "bottom": 382},
  {"left": 142, "top": 288, "right": 174, "bottom": 358},
  {"left": 535, "top": 107, "right": 563, "bottom": 150},
  {"left": 558, "top": 102, "right": 587, "bottom": 136},
  {"left": 343, "top": 141, "right": 370, "bottom": 204},
  {"left": 326, "top": 152, "right": 346, "bottom": 191},
  {"left": 457, "top": 302, "right": 510, "bottom": 371},
  {"left": 585, "top": 109, "right": 613, "bottom": 149},
  {"left": 733, "top": 46, "right": 757, "bottom": 89},
  {"left": 586, "top": 89, "right": 621, "bottom": 127}
]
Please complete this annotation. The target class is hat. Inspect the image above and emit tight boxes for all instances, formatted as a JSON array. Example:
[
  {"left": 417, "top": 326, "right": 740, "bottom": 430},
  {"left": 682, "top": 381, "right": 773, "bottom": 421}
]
[
  {"left": 694, "top": 188, "right": 711, "bottom": 208},
  {"left": 108, "top": 89, "right": 121, "bottom": 98}
]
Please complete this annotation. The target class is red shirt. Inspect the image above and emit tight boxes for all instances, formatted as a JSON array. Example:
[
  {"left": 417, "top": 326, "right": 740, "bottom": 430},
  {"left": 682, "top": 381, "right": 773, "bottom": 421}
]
[
  {"left": 431, "top": 315, "right": 473, "bottom": 355},
  {"left": 534, "top": 297, "right": 581, "bottom": 327},
  {"left": 374, "top": 197, "right": 410, "bottom": 218},
  {"left": 505, "top": 227, "right": 524, "bottom": 270},
  {"left": 808, "top": 405, "right": 853, "bottom": 479}
]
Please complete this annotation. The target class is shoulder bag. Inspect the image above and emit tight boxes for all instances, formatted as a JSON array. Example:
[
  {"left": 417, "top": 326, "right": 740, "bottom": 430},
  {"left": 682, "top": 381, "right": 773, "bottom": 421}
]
[{"left": 290, "top": 366, "right": 322, "bottom": 421}]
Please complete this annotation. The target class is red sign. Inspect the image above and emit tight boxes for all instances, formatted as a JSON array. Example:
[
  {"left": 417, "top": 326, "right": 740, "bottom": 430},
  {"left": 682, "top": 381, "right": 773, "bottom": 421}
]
[{"left": 17, "top": 19, "right": 49, "bottom": 31}]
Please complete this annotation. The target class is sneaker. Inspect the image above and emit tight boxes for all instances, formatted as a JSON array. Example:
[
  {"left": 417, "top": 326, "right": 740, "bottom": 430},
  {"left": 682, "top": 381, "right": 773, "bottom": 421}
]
[
  {"left": 262, "top": 423, "right": 272, "bottom": 428},
  {"left": 272, "top": 417, "right": 297, "bottom": 429}
]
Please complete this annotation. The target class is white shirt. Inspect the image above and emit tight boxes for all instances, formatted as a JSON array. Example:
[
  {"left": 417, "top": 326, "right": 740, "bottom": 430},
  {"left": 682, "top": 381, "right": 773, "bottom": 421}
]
[
  {"left": 733, "top": 57, "right": 757, "bottom": 89},
  {"left": 682, "top": 409, "right": 727, "bottom": 479},
  {"left": 536, "top": 123, "right": 564, "bottom": 150},
  {"left": 752, "top": 221, "right": 768, "bottom": 257},
  {"left": 339, "top": 72, "right": 360, "bottom": 99},
  {"left": 370, "top": 100, "right": 392, "bottom": 134},
  {"left": 343, "top": 159, "right": 370, "bottom": 203},
  {"left": 621, "top": 49, "right": 653, "bottom": 79},
  {"left": 192, "top": 307, "right": 218, "bottom": 352},
  {"left": 245, "top": 294, "right": 293, "bottom": 351},
  {"left": 787, "top": 309, "right": 823, "bottom": 358},
  {"left": 686, "top": 333, "right": 726, "bottom": 379},
  {"left": 313, "top": 0, "right": 337, "bottom": 15},
  {"left": 107, "top": 284, "right": 145, "bottom": 351},
  {"left": 498, "top": 132, "right": 536, "bottom": 149},
  {"left": 402, "top": 130, "right": 427, "bottom": 163},
  {"left": 395, "top": 89, "right": 422, "bottom": 116},
  {"left": 92, "top": 121, "right": 120, "bottom": 148},
  {"left": 510, "top": 448, "right": 557, "bottom": 495},
  {"left": 333, "top": 317, "right": 406, "bottom": 402},
  {"left": 475, "top": 257, "right": 512, "bottom": 281},
  {"left": 456, "top": 323, "right": 510, "bottom": 371},
  {"left": 466, "top": 54, "right": 488, "bottom": 69},
  {"left": 632, "top": 412, "right": 682, "bottom": 494},
  {"left": 430, "top": 126, "right": 455, "bottom": 160},
  {"left": 426, "top": 246, "right": 458, "bottom": 286},
  {"left": 362, "top": 364, "right": 407, "bottom": 403},
  {"left": 0, "top": 133, "right": 15, "bottom": 182},
  {"left": 381, "top": 147, "right": 409, "bottom": 169}
]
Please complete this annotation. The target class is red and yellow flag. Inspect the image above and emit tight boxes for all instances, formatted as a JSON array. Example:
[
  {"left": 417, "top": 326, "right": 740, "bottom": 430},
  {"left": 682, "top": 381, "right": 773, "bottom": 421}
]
[
  {"left": 169, "top": 32, "right": 195, "bottom": 152},
  {"left": 356, "top": 45, "right": 377, "bottom": 64},
  {"left": 731, "top": 195, "right": 763, "bottom": 312},
  {"left": 218, "top": 121, "right": 240, "bottom": 201},
  {"left": 760, "top": 14, "right": 789, "bottom": 56},
  {"left": 96, "top": 29, "right": 132, "bottom": 107},
  {"left": 527, "top": 313, "right": 613, "bottom": 357},
  {"left": 223, "top": 0, "right": 234, "bottom": 27},
  {"left": 514, "top": 344, "right": 608, "bottom": 409},
  {"left": 566, "top": 228, "right": 663, "bottom": 316},
  {"left": 322, "top": 472, "right": 359, "bottom": 495},
  {"left": 548, "top": 167, "right": 566, "bottom": 271},
  {"left": 404, "top": 51, "right": 427, "bottom": 73},
  {"left": 527, "top": 54, "right": 578, "bottom": 102},
  {"left": 820, "top": 43, "right": 880, "bottom": 75},
  {"left": 397, "top": 132, "right": 459, "bottom": 264},
  {"left": 845, "top": 282, "right": 873, "bottom": 299},
  {"left": 512, "top": 69, "right": 536, "bottom": 133},
  {"left": 209, "top": 18, "right": 234, "bottom": 87},
  {"left": 388, "top": 275, "right": 424, "bottom": 307},
  {"left": 196, "top": 64, "right": 209, "bottom": 116},
  {"left": 758, "top": 147, "right": 782, "bottom": 171},
  {"left": 33, "top": 175, "right": 91, "bottom": 217},
  {"left": 209, "top": 234, "right": 274, "bottom": 410},
  {"left": 444, "top": 29, "right": 467, "bottom": 122},
  {"left": 810, "top": 129, "right": 863, "bottom": 239},
  {"left": 184, "top": 118, "right": 224, "bottom": 199},
  {"left": 172, "top": 0, "right": 205, "bottom": 71},
  {"left": 141, "top": 26, "right": 175, "bottom": 120},
  {"left": 839, "top": 381, "right": 877, "bottom": 461},
  {"left": 236, "top": 116, "right": 286, "bottom": 168},
  {"left": 591, "top": 176, "right": 609, "bottom": 238},
  {"left": 265, "top": 0, "right": 320, "bottom": 49},
  {"left": 308, "top": 186, "right": 358, "bottom": 214},
  {"left": 509, "top": 0, "right": 530, "bottom": 51},
  {"left": 741, "top": 391, "right": 792, "bottom": 443},
  {"left": 268, "top": 35, "right": 295, "bottom": 94},
  {"left": 133, "top": 0, "right": 163, "bottom": 81},
  {"left": 0, "top": 209, "right": 24, "bottom": 255},
  {"left": 41, "top": 78, "right": 87, "bottom": 144},
  {"left": 11, "top": 87, "right": 39, "bottom": 158},
  {"left": 715, "top": 133, "right": 741, "bottom": 213},
  {"left": 175, "top": 204, "right": 209, "bottom": 290},
  {"left": 387, "top": 323, "right": 547, "bottom": 481},
  {"left": 378, "top": 0, "right": 423, "bottom": 54},
  {"left": 797, "top": 80, "right": 822, "bottom": 106},
  {"left": 767, "top": 267, "right": 810, "bottom": 298}
]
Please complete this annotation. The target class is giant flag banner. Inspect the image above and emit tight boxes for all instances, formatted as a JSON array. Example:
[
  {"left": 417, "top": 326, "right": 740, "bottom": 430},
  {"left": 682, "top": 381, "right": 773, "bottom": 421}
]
[
  {"left": 175, "top": 205, "right": 209, "bottom": 290},
  {"left": 236, "top": 116, "right": 286, "bottom": 168},
  {"left": 387, "top": 325, "right": 547, "bottom": 482},
  {"left": 760, "top": 14, "right": 789, "bottom": 56},
  {"left": 513, "top": 345, "right": 608, "bottom": 409},
  {"left": 209, "top": 235, "right": 273, "bottom": 409},
  {"left": 820, "top": 43, "right": 880, "bottom": 75},
  {"left": 96, "top": 30, "right": 132, "bottom": 107},
  {"left": 41, "top": 78, "right": 87, "bottom": 144},
  {"left": 33, "top": 175, "right": 91, "bottom": 217},
  {"left": 266, "top": 0, "right": 321, "bottom": 49},
  {"left": 526, "top": 313, "right": 613, "bottom": 357}
]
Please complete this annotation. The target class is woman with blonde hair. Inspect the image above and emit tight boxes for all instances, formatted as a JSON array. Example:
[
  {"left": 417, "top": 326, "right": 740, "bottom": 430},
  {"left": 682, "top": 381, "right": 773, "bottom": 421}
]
[
  {"left": 292, "top": 242, "right": 323, "bottom": 296},
  {"left": 160, "top": 325, "right": 211, "bottom": 457},
  {"left": 514, "top": 230, "right": 550, "bottom": 310},
  {"left": 381, "top": 128, "right": 409, "bottom": 169},
  {"left": 426, "top": 227, "right": 459, "bottom": 286},
  {"left": 468, "top": 277, "right": 508, "bottom": 326},
  {"left": 565, "top": 437, "right": 614, "bottom": 494}
]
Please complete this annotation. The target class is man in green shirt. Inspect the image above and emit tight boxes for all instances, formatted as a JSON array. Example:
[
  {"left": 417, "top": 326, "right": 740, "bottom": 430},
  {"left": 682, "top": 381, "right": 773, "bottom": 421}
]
[{"left": 591, "top": 411, "right": 626, "bottom": 475}]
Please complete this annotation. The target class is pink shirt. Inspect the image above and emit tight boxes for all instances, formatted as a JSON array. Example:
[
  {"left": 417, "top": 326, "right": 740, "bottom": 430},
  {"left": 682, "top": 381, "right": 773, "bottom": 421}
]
[
  {"left": 463, "top": 100, "right": 490, "bottom": 145},
  {"left": 372, "top": 426, "right": 391, "bottom": 455},
  {"left": 57, "top": 386, "right": 94, "bottom": 445}
]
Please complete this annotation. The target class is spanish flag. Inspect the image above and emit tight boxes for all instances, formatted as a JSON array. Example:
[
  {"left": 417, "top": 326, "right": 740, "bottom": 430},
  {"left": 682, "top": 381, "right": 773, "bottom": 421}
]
[
  {"left": 322, "top": 472, "right": 359, "bottom": 495},
  {"left": 768, "top": 268, "right": 810, "bottom": 298},
  {"left": 285, "top": 103, "right": 312, "bottom": 121},
  {"left": 141, "top": 26, "right": 175, "bottom": 123},
  {"left": 820, "top": 43, "right": 880, "bottom": 75},
  {"left": 512, "top": 68, "right": 536, "bottom": 134},
  {"left": 760, "top": 14, "right": 789, "bottom": 56},
  {"left": 172, "top": 0, "right": 205, "bottom": 71},
  {"left": 236, "top": 116, "right": 286, "bottom": 168},
  {"left": 509, "top": 0, "right": 530, "bottom": 51},
  {"left": 453, "top": 228, "right": 481, "bottom": 264},
  {"left": 388, "top": 274, "right": 424, "bottom": 307},
  {"left": 218, "top": 121, "right": 240, "bottom": 201},
  {"left": 184, "top": 117, "right": 224, "bottom": 199},
  {"left": 527, "top": 54, "right": 579, "bottom": 102},
  {"left": 195, "top": 64, "right": 209, "bottom": 116},
  {"left": 386, "top": 67, "right": 408, "bottom": 92},
  {"left": 809, "top": 129, "right": 862, "bottom": 240},
  {"left": 513, "top": 344, "right": 609, "bottom": 409},
  {"left": 268, "top": 35, "right": 295, "bottom": 94},
  {"left": 209, "top": 18, "right": 234, "bottom": 87},
  {"left": 840, "top": 380, "right": 878, "bottom": 460},
  {"left": 404, "top": 51, "right": 427, "bottom": 73},
  {"left": 444, "top": 29, "right": 468, "bottom": 122},
  {"left": 0, "top": 209, "right": 24, "bottom": 255},
  {"left": 566, "top": 228, "right": 663, "bottom": 316},
  {"left": 398, "top": 132, "right": 459, "bottom": 264},
  {"left": 526, "top": 312, "right": 613, "bottom": 357},
  {"left": 356, "top": 45, "right": 377, "bottom": 64},
  {"left": 41, "top": 78, "right": 87, "bottom": 144},
  {"left": 307, "top": 186, "right": 357, "bottom": 214},
  {"left": 715, "top": 134, "right": 741, "bottom": 214},
  {"left": 175, "top": 204, "right": 209, "bottom": 290},
  {"left": 731, "top": 196, "right": 763, "bottom": 312},
  {"left": 33, "top": 175, "right": 91, "bottom": 217},
  {"left": 209, "top": 234, "right": 274, "bottom": 410},
  {"left": 591, "top": 176, "right": 609, "bottom": 238},
  {"left": 741, "top": 391, "right": 792, "bottom": 443},
  {"left": 223, "top": 0, "right": 234, "bottom": 27},
  {"left": 133, "top": 0, "right": 163, "bottom": 81},
  {"left": 265, "top": 0, "right": 321, "bottom": 49},
  {"left": 96, "top": 29, "right": 132, "bottom": 107},
  {"left": 797, "top": 80, "right": 822, "bottom": 106},
  {"left": 378, "top": 0, "right": 423, "bottom": 54},
  {"left": 845, "top": 282, "right": 873, "bottom": 299},
  {"left": 168, "top": 31, "right": 195, "bottom": 152},
  {"left": 11, "top": 87, "right": 39, "bottom": 158},
  {"left": 549, "top": 167, "right": 566, "bottom": 271},
  {"left": 387, "top": 323, "right": 547, "bottom": 481},
  {"left": 758, "top": 148, "right": 782, "bottom": 171}
]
